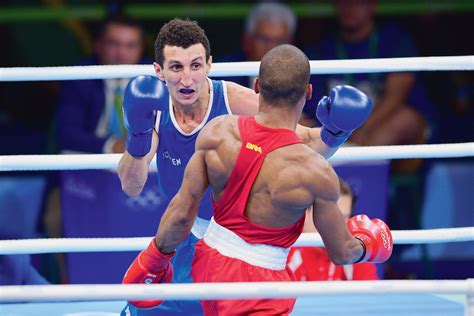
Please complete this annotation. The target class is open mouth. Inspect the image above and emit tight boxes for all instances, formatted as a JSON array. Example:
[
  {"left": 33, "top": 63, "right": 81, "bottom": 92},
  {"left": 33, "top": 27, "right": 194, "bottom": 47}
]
[{"left": 179, "top": 88, "right": 195, "bottom": 96}]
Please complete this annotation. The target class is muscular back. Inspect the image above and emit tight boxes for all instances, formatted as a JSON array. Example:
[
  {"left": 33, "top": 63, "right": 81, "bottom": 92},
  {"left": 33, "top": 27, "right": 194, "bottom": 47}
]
[{"left": 196, "top": 115, "right": 340, "bottom": 229}]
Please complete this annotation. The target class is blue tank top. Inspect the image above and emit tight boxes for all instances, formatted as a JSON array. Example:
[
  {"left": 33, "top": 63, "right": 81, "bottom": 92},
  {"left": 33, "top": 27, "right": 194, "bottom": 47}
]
[{"left": 155, "top": 79, "right": 231, "bottom": 220}]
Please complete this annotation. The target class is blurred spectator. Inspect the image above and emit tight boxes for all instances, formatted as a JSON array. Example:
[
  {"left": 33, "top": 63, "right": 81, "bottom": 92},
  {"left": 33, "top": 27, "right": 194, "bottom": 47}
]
[
  {"left": 0, "top": 24, "right": 57, "bottom": 155},
  {"left": 287, "top": 178, "right": 379, "bottom": 281},
  {"left": 214, "top": 1, "right": 296, "bottom": 87},
  {"left": 47, "top": 14, "right": 149, "bottom": 284},
  {"left": 301, "top": 0, "right": 433, "bottom": 160},
  {"left": 0, "top": 255, "right": 49, "bottom": 285},
  {"left": 0, "top": 182, "right": 50, "bottom": 285},
  {"left": 56, "top": 14, "right": 148, "bottom": 154},
  {"left": 427, "top": 71, "right": 474, "bottom": 144}
]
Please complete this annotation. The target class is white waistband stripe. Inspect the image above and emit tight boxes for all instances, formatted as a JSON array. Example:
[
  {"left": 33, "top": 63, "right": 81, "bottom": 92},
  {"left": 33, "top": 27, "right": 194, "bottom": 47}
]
[{"left": 203, "top": 217, "right": 289, "bottom": 270}]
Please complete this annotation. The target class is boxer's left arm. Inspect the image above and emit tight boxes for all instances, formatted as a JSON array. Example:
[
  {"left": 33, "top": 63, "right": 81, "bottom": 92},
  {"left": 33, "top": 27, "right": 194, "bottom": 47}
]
[
  {"left": 225, "top": 81, "right": 369, "bottom": 159},
  {"left": 225, "top": 81, "right": 259, "bottom": 115},
  {"left": 305, "top": 159, "right": 364, "bottom": 265},
  {"left": 224, "top": 81, "right": 336, "bottom": 157}
]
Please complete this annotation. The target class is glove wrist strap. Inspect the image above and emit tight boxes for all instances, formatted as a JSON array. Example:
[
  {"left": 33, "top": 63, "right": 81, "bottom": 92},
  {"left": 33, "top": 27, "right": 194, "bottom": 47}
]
[
  {"left": 353, "top": 236, "right": 367, "bottom": 264},
  {"left": 126, "top": 131, "right": 153, "bottom": 158},
  {"left": 321, "top": 127, "right": 351, "bottom": 148}
]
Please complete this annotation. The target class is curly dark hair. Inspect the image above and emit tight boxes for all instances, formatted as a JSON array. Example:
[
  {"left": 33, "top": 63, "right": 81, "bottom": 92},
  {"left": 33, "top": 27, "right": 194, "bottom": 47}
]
[{"left": 154, "top": 18, "right": 211, "bottom": 67}]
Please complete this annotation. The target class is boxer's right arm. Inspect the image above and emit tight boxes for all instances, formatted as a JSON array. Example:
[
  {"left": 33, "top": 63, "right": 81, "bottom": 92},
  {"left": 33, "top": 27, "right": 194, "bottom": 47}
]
[
  {"left": 119, "top": 75, "right": 167, "bottom": 196},
  {"left": 123, "top": 75, "right": 168, "bottom": 157},
  {"left": 295, "top": 85, "right": 372, "bottom": 159},
  {"left": 118, "top": 131, "right": 158, "bottom": 196}
]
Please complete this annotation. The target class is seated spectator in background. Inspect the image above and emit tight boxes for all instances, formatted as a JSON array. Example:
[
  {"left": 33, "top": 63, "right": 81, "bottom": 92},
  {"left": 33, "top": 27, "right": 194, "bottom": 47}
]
[
  {"left": 301, "top": 0, "right": 433, "bottom": 159},
  {"left": 0, "top": 231, "right": 48, "bottom": 285},
  {"left": 287, "top": 178, "right": 379, "bottom": 281},
  {"left": 56, "top": 15, "right": 149, "bottom": 154},
  {"left": 50, "top": 15, "right": 148, "bottom": 284},
  {"left": 0, "top": 255, "right": 49, "bottom": 285},
  {"left": 214, "top": 1, "right": 296, "bottom": 87}
]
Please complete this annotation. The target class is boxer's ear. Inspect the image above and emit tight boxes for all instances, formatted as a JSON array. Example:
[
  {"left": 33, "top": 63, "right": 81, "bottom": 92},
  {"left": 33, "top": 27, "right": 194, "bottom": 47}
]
[
  {"left": 254, "top": 78, "right": 260, "bottom": 94},
  {"left": 306, "top": 84, "right": 312, "bottom": 101},
  {"left": 154, "top": 62, "right": 165, "bottom": 82},
  {"left": 206, "top": 55, "right": 212, "bottom": 75}
]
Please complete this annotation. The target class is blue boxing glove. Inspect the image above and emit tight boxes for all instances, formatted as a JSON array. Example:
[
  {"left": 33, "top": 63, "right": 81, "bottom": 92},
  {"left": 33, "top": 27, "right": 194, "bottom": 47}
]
[
  {"left": 123, "top": 75, "right": 169, "bottom": 157},
  {"left": 317, "top": 85, "right": 373, "bottom": 147}
]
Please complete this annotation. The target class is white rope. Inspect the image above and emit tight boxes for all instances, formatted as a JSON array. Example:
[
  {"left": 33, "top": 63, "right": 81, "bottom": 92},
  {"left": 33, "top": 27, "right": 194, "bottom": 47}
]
[
  {"left": 0, "top": 237, "right": 150, "bottom": 255},
  {"left": 329, "top": 142, "right": 474, "bottom": 162},
  {"left": 297, "top": 227, "right": 474, "bottom": 247},
  {"left": 0, "top": 280, "right": 471, "bottom": 303},
  {"left": 0, "top": 56, "right": 472, "bottom": 81},
  {"left": 1, "top": 142, "right": 473, "bottom": 171},
  {"left": 0, "top": 153, "right": 120, "bottom": 171},
  {"left": 1, "top": 227, "right": 472, "bottom": 255}
]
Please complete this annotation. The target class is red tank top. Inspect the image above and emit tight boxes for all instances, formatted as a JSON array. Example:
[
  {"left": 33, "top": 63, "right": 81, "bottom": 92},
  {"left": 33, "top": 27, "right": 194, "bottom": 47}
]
[{"left": 212, "top": 116, "right": 306, "bottom": 248}]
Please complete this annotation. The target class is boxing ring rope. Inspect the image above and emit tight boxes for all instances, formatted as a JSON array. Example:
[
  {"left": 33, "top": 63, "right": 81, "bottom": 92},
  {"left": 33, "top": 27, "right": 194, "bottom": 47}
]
[
  {"left": 0, "top": 55, "right": 473, "bottom": 81},
  {"left": 1, "top": 226, "right": 473, "bottom": 255},
  {"left": 1, "top": 56, "right": 473, "bottom": 315},
  {"left": 0, "top": 280, "right": 472, "bottom": 303},
  {"left": 0, "top": 142, "right": 473, "bottom": 171}
]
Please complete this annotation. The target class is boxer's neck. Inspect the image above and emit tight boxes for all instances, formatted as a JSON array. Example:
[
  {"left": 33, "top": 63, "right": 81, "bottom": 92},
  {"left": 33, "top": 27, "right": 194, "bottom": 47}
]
[
  {"left": 255, "top": 104, "right": 299, "bottom": 131},
  {"left": 172, "top": 80, "right": 211, "bottom": 133}
]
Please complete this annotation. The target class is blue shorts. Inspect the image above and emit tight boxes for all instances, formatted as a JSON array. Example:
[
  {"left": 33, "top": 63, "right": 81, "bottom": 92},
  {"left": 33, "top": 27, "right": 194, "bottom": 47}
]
[{"left": 120, "top": 217, "right": 209, "bottom": 316}]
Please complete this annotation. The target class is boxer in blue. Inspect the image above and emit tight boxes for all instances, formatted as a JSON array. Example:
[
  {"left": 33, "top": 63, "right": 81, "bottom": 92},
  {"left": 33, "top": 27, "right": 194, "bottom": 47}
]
[{"left": 118, "top": 18, "right": 372, "bottom": 315}]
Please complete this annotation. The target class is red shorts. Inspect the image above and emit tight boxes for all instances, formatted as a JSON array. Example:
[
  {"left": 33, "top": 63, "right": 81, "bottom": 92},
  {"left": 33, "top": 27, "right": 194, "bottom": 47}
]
[{"left": 191, "top": 240, "right": 296, "bottom": 316}]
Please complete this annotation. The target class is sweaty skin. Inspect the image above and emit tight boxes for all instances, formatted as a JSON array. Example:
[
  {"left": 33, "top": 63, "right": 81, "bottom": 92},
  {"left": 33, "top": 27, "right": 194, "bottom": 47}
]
[
  {"left": 118, "top": 42, "right": 336, "bottom": 198},
  {"left": 156, "top": 109, "right": 363, "bottom": 265}
]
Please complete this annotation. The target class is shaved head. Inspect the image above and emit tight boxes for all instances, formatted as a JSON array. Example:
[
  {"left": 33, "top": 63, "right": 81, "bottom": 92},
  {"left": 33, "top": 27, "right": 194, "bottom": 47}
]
[{"left": 258, "top": 44, "right": 310, "bottom": 106}]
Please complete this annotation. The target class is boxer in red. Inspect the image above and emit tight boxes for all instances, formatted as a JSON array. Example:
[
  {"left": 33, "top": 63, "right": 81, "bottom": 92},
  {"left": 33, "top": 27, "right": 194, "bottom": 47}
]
[{"left": 124, "top": 44, "right": 392, "bottom": 315}]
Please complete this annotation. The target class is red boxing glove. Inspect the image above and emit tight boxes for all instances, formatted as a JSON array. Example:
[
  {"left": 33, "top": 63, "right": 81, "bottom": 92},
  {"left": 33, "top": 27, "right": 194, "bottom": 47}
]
[
  {"left": 347, "top": 214, "right": 393, "bottom": 263},
  {"left": 122, "top": 238, "right": 174, "bottom": 309}
]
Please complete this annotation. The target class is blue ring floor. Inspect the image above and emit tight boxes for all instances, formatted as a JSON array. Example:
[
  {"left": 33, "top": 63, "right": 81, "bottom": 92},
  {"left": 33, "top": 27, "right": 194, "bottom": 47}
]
[{"left": 0, "top": 294, "right": 465, "bottom": 315}]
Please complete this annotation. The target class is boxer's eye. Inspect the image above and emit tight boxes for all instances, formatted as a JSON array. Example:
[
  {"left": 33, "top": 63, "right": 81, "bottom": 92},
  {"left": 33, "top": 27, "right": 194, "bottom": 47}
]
[
  {"left": 170, "top": 64, "right": 182, "bottom": 72},
  {"left": 191, "top": 63, "right": 202, "bottom": 70}
]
